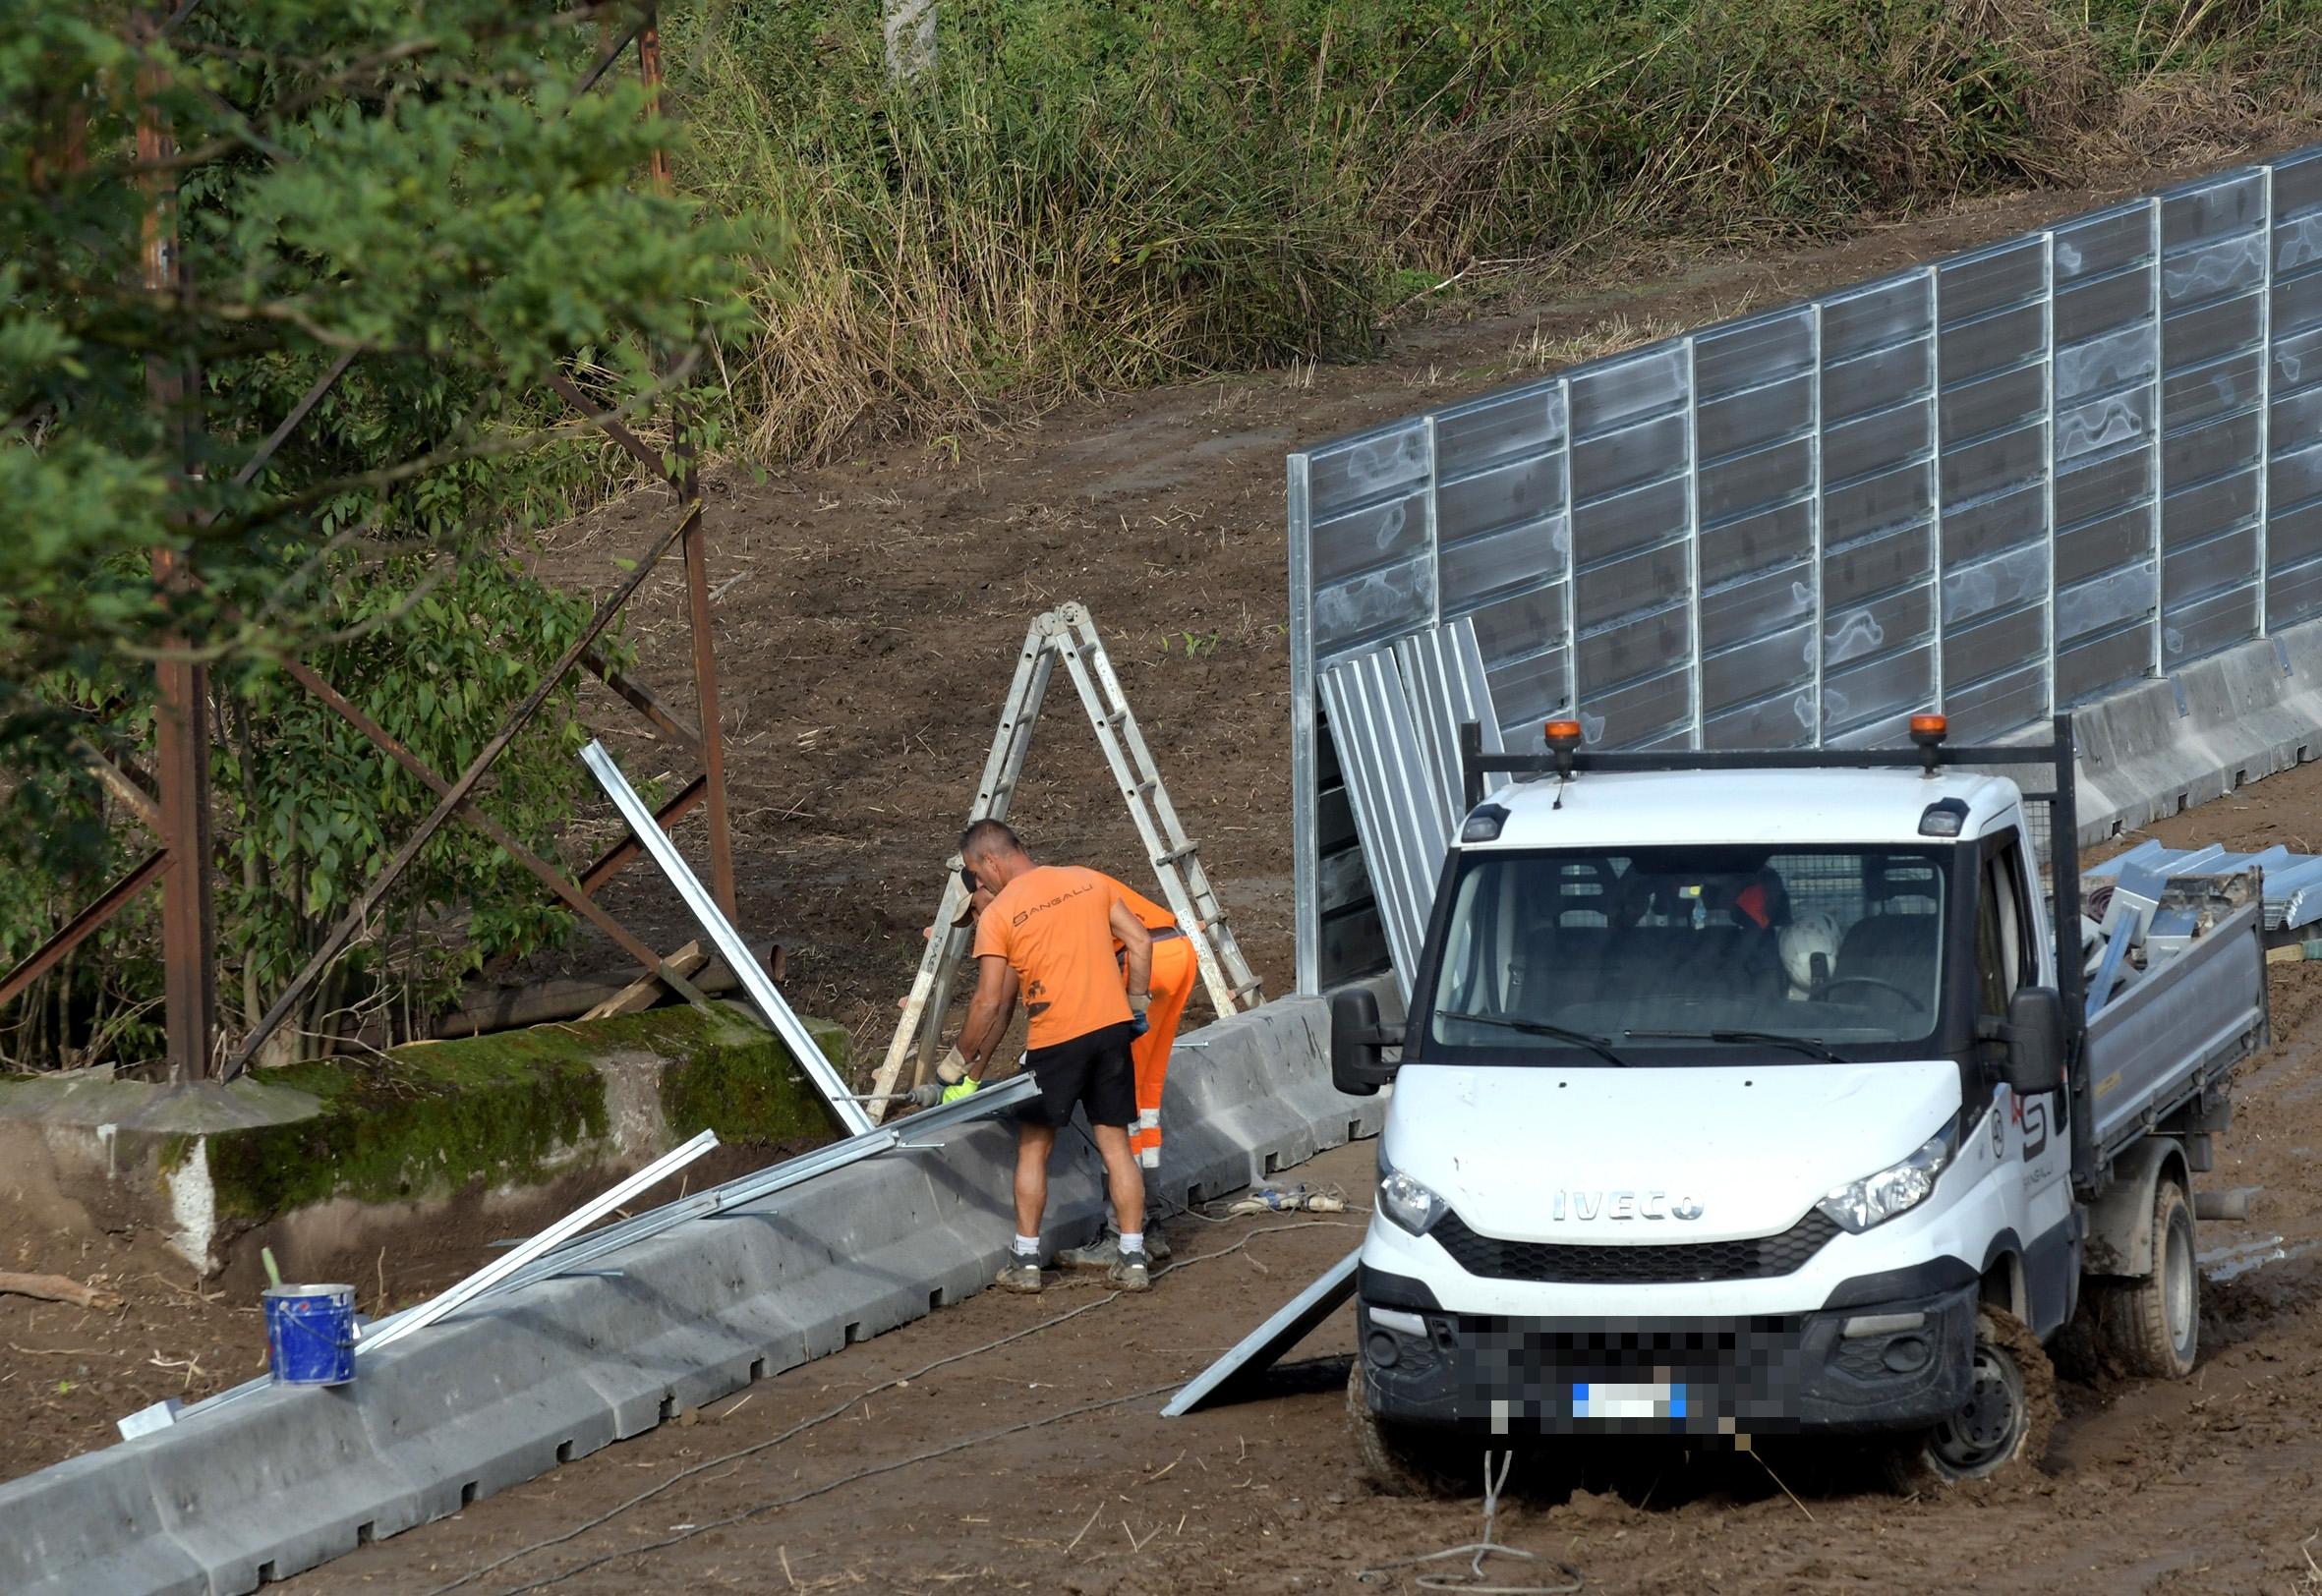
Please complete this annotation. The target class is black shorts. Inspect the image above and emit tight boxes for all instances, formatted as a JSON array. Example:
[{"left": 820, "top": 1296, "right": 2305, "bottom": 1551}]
[{"left": 1021, "top": 1022, "right": 1137, "bottom": 1129}]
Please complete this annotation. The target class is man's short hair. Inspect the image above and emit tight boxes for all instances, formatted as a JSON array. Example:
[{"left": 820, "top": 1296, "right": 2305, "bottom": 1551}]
[{"left": 959, "top": 818, "right": 1024, "bottom": 861}]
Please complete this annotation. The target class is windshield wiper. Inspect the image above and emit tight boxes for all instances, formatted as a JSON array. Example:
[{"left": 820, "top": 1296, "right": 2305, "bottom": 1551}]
[
  {"left": 1435, "top": 1010, "right": 1630, "bottom": 1066},
  {"left": 1624, "top": 1028, "right": 1843, "bottom": 1062}
]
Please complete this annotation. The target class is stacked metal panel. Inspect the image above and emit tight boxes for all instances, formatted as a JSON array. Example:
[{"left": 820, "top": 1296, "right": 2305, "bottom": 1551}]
[
  {"left": 2085, "top": 839, "right": 2322, "bottom": 935},
  {"left": 1289, "top": 144, "right": 2322, "bottom": 992}
]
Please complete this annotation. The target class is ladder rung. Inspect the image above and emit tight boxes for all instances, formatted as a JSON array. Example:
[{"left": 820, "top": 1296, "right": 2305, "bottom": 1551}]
[
  {"left": 1230, "top": 979, "right": 1265, "bottom": 999},
  {"left": 1153, "top": 842, "right": 1201, "bottom": 867},
  {"left": 1130, "top": 779, "right": 1158, "bottom": 799}
]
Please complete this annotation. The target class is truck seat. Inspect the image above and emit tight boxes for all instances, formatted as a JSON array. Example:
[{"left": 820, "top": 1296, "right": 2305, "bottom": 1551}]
[{"left": 1834, "top": 912, "right": 1937, "bottom": 993}]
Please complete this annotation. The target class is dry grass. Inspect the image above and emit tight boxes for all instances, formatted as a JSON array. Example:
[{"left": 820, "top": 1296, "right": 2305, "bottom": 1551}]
[{"left": 659, "top": 0, "right": 2322, "bottom": 473}]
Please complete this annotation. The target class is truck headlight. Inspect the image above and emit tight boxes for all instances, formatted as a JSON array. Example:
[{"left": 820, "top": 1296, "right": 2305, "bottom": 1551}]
[
  {"left": 1378, "top": 1168, "right": 1448, "bottom": 1237},
  {"left": 1816, "top": 1122, "right": 1955, "bottom": 1234}
]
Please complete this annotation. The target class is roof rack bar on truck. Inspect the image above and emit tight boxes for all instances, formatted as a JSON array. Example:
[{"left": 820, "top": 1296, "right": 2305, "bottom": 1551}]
[{"left": 1454, "top": 712, "right": 2096, "bottom": 1192}]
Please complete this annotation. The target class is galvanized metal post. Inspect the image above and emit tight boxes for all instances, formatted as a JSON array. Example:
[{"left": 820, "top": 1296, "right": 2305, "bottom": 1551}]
[
  {"left": 2258, "top": 163, "right": 2277, "bottom": 636},
  {"left": 1808, "top": 304, "right": 1826, "bottom": 745},
  {"left": 637, "top": 11, "right": 737, "bottom": 918},
  {"left": 1925, "top": 267, "right": 1945, "bottom": 713},
  {"left": 2040, "top": 229, "right": 2059, "bottom": 721},
  {"left": 1287, "top": 454, "right": 1320, "bottom": 995},
  {"left": 2149, "top": 196, "right": 2168, "bottom": 679},
  {"left": 1681, "top": 338, "right": 1703, "bottom": 747},
  {"left": 141, "top": 23, "right": 218, "bottom": 1080},
  {"left": 1558, "top": 376, "right": 1579, "bottom": 720}
]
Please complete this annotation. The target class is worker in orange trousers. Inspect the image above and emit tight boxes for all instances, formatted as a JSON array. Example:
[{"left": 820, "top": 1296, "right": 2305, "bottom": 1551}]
[{"left": 1104, "top": 879, "right": 1197, "bottom": 1169}]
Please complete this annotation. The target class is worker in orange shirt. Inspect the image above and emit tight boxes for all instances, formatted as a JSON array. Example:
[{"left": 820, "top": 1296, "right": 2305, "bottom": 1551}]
[
  {"left": 945, "top": 820, "right": 1155, "bottom": 1293},
  {"left": 936, "top": 864, "right": 1197, "bottom": 1267}
]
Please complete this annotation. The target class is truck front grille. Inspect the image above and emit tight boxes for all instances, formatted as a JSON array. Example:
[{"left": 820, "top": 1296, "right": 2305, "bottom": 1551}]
[{"left": 1428, "top": 1208, "right": 1840, "bottom": 1284}]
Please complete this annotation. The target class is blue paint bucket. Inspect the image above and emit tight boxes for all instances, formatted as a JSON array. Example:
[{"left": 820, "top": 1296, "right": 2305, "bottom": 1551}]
[{"left": 263, "top": 1283, "right": 357, "bottom": 1386}]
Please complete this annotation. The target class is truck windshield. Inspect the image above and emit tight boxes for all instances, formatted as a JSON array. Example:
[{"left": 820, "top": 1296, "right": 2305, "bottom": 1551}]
[{"left": 1422, "top": 845, "right": 1950, "bottom": 1062}]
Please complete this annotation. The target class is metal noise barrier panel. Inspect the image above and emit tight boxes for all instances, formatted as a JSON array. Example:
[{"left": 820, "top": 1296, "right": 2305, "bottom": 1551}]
[
  {"left": 1290, "top": 142, "right": 2322, "bottom": 993},
  {"left": 1317, "top": 617, "right": 1501, "bottom": 995}
]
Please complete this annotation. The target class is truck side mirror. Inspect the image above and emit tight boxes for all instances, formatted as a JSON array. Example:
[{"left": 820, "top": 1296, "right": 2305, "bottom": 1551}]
[
  {"left": 2003, "top": 987, "right": 2066, "bottom": 1097},
  {"left": 1330, "top": 988, "right": 1399, "bottom": 1097}
]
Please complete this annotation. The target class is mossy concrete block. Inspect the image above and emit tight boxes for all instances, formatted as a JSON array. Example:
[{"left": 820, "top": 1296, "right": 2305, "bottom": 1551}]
[{"left": 0, "top": 1000, "right": 849, "bottom": 1277}]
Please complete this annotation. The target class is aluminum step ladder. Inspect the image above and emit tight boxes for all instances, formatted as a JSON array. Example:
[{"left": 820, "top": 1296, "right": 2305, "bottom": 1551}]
[{"left": 866, "top": 601, "right": 1263, "bottom": 1120}]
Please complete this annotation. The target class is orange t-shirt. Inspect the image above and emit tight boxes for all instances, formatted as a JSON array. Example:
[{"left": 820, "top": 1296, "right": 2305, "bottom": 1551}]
[{"left": 973, "top": 865, "right": 1132, "bottom": 1049}]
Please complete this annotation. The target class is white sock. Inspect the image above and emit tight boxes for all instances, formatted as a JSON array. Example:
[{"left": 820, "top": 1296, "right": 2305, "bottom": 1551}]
[
  {"left": 1014, "top": 1234, "right": 1040, "bottom": 1259},
  {"left": 1118, "top": 1230, "right": 1144, "bottom": 1255}
]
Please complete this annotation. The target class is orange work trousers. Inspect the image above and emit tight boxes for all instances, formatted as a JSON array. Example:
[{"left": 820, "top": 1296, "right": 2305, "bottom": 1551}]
[{"left": 1132, "top": 935, "right": 1198, "bottom": 1168}]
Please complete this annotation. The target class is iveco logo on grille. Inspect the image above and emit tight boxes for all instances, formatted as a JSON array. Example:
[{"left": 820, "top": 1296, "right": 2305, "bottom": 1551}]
[{"left": 1549, "top": 1191, "right": 1704, "bottom": 1221}]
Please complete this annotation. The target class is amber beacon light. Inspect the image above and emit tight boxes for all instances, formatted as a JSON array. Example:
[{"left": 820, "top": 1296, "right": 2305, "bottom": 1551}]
[
  {"left": 1909, "top": 712, "right": 1948, "bottom": 773},
  {"left": 1543, "top": 717, "right": 1584, "bottom": 778}
]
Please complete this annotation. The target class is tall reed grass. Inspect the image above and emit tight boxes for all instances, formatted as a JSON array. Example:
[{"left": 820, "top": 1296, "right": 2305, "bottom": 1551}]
[{"left": 666, "top": 0, "right": 2322, "bottom": 466}]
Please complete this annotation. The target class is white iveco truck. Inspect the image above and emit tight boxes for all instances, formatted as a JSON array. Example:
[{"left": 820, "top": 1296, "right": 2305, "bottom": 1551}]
[{"left": 1331, "top": 713, "right": 2268, "bottom": 1486}]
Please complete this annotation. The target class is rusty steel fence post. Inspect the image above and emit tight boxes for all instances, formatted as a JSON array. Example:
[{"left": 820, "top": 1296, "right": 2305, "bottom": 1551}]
[
  {"left": 637, "top": 8, "right": 737, "bottom": 918},
  {"left": 140, "top": 14, "right": 220, "bottom": 1080}
]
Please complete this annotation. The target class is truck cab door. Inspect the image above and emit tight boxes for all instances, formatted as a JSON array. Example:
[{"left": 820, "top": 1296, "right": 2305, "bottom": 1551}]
[{"left": 1977, "top": 823, "right": 2075, "bottom": 1331}]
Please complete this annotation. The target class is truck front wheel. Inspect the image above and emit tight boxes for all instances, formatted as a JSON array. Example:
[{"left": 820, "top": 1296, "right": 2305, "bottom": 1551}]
[
  {"left": 1888, "top": 1307, "right": 2058, "bottom": 1489},
  {"left": 1346, "top": 1363, "right": 1462, "bottom": 1497},
  {"left": 2093, "top": 1176, "right": 2199, "bottom": 1380}
]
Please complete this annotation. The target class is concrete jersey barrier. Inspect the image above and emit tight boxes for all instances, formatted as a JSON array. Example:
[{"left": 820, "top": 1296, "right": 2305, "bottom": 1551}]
[{"left": 0, "top": 998, "right": 1381, "bottom": 1596}]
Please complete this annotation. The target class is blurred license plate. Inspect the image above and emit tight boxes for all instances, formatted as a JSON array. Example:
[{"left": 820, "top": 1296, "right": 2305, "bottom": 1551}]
[{"left": 1572, "top": 1381, "right": 1685, "bottom": 1420}]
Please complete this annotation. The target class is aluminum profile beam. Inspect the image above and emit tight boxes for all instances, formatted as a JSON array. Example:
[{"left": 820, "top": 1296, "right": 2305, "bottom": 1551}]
[
  {"left": 1162, "top": 1248, "right": 1359, "bottom": 1417},
  {"left": 581, "top": 738, "right": 876, "bottom": 1137},
  {"left": 358, "top": 1130, "right": 719, "bottom": 1353}
]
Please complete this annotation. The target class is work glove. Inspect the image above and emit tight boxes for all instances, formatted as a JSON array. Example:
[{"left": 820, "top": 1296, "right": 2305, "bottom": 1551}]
[
  {"left": 936, "top": 1047, "right": 970, "bottom": 1086},
  {"left": 1128, "top": 990, "right": 1151, "bottom": 1038},
  {"left": 941, "top": 1077, "right": 980, "bottom": 1105}
]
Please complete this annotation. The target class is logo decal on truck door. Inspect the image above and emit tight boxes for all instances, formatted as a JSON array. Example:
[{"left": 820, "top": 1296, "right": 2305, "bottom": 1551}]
[{"left": 2013, "top": 1092, "right": 2049, "bottom": 1160}]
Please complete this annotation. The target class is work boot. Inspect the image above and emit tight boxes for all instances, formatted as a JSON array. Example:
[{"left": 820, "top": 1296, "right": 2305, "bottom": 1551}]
[
  {"left": 1058, "top": 1226, "right": 1171, "bottom": 1269},
  {"left": 1109, "top": 1245, "right": 1151, "bottom": 1292},
  {"left": 994, "top": 1257, "right": 1043, "bottom": 1294}
]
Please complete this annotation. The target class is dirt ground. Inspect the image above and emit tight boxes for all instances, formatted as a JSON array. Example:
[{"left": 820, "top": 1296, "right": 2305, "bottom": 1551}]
[{"left": 7, "top": 142, "right": 2320, "bottom": 1551}]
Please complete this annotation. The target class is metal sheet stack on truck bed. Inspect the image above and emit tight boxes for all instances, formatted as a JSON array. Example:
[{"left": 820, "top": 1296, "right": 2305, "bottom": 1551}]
[{"left": 1330, "top": 712, "right": 2268, "bottom": 1487}]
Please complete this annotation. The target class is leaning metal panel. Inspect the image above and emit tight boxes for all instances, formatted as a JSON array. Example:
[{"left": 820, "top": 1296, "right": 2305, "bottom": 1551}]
[
  {"left": 1289, "top": 143, "right": 2322, "bottom": 992},
  {"left": 1393, "top": 617, "right": 1504, "bottom": 831},
  {"left": 1317, "top": 648, "right": 1448, "bottom": 996}
]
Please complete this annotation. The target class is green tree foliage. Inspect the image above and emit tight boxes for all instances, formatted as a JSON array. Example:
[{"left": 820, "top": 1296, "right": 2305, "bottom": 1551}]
[{"left": 1, "top": 3, "right": 762, "bottom": 1066}]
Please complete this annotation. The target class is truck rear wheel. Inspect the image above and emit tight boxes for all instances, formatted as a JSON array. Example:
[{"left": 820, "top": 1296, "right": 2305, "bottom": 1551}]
[
  {"left": 1887, "top": 1307, "right": 2057, "bottom": 1490},
  {"left": 1346, "top": 1363, "right": 1461, "bottom": 1497},
  {"left": 2094, "top": 1177, "right": 2199, "bottom": 1380}
]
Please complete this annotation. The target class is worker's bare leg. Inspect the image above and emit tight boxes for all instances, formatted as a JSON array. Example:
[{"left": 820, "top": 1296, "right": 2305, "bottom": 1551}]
[
  {"left": 1014, "top": 1122, "right": 1057, "bottom": 1238},
  {"left": 1089, "top": 1123, "right": 1146, "bottom": 1239}
]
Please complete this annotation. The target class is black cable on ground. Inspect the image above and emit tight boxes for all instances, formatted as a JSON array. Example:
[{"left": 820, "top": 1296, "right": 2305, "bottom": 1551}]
[
  {"left": 431, "top": 1215, "right": 1358, "bottom": 1594},
  {"left": 422, "top": 1293, "right": 1127, "bottom": 1596},
  {"left": 493, "top": 1381, "right": 1184, "bottom": 1595}
]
